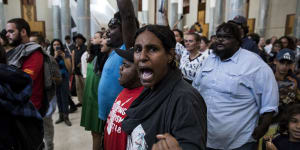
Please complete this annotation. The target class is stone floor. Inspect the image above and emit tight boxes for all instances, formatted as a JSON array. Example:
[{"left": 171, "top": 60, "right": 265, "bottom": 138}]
[{"left": 53, "top": 98, "right": 92, "bottom": 150}]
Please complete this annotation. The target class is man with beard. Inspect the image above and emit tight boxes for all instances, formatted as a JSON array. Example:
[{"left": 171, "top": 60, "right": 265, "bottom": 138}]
[
  {"left": 193, "top": 22, "right": 279, "bottom": 150},
  {"left": 5, "top": 18, "right": 46, "bottom": 114},
  {"left": 97, "top": 0, "right": 139, "bottom": 122}
]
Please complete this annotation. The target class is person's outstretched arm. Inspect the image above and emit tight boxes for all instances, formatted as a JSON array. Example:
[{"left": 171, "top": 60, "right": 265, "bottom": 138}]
[{"left": 117, "top": 0, "right": 137, "bottom": 49}]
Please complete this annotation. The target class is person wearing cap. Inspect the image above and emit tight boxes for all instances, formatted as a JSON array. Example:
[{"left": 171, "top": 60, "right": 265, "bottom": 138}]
[
  {"left": 104, "top": 48, "right": 143, "bottom": 150},
  {"left": 228, "top": 15, "right": 259, "bottom": 54},
  {"left": 97, "top": 0, "right": 139, "bottom": 122},
  {"left": 193, "top": 22, "right": 278, "bottom": 150},
  {"left": 260, "top": 49, "right": 300, "bottom": 149},
  {"left": 71, "top": 33, "right": 87, "bottom": 106},
  {"left": 274, "top": 48, "right": 300, "bottom": 122}
]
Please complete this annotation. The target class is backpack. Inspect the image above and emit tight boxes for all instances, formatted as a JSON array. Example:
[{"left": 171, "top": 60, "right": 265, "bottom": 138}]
[
  {"left": 39, "top": 53, "right": 62, "bottom": 117},
  {"left": 0, "top": 109, "right": 44, "bottom": 150},
  {"left": 14, "top": 115, "right": 44, "bottom": 150}
]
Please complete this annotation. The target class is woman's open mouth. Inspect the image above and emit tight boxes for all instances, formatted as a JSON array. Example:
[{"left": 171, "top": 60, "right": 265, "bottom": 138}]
[{"left": 139, "top": 67, "right": 154, "bottom": 81}]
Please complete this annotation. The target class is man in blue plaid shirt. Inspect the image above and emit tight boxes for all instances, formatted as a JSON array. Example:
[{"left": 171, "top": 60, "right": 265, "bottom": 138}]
[{"left": 0, "top": 47, "right": 43, "bottom": 149}]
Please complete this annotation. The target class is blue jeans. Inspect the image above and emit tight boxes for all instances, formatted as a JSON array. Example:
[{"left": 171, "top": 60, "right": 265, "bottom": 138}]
[
  {"left": 56, "top": 77, "right": 70, "bottom": 114},
  {"left": 207, "top": 142, "right": 257, "bottom": 150}
]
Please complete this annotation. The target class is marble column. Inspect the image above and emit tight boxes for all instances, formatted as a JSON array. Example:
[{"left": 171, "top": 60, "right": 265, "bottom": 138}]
[
  {"left": 156, "top": 0, "right": 168, "bottom": 25},
  {"left": 60, "top": 0, "right": 71, "bottom": 43},
  {"left": 227, "top": 0, "right": 247, "bottom": 20},
  {"left": 294, "top": 0, "right": 300, "bottom": 39},
  {"left": 52, "top": 0, "right": 61, "bottom": 39},
  {"left": 170, "top": 0, "right": 178, "bottom": 29},
  {"left": 77, "top": 0, "right": 90, "bottom": 39},
  {"left": 142, "top": 0, "right": 149, "bottom": 24},
  {"left": 177, "top": 0, "right": 183, "bottom": 30},
  {"left": 132, "top": 0, "right": 139, "bottom": 18},
  {"left": 0, "top": 0, "right": 6, "bottom": 30},
  {"left": 212, "top": 0, "right": 224, "bottom": 34},
  {"left": 256, "top": 0, "right": 269, "bottom": 37},
  {"left": 208, "top": 0, "right": 215, "bottom": 38}
]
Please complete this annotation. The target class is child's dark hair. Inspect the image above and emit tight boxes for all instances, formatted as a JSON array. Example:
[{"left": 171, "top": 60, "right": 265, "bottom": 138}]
[
  {"left": 30, "top": 32, "right": 45, "bottom": 45},
  {"left": 272, "top": 40, "right": 283, "bottom": 49},
  {"left": 0, "top": 46, "right": 6, "bottom": 64},
  {"left": 172, "top": 29, "right": 185, "bottom": 46},
  {"left": 172, "top": 29, "right": 184, "bottom": 38},
  {"left": 200, "top": 36, "right": 210, "bottom": 45},
  {"left": 278, "top": 104, "right": 300, "bottom": 134}
]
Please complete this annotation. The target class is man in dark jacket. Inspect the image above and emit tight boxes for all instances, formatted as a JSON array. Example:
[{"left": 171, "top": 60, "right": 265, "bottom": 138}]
[
  {"left": 229, "top": 15, "right": 259, "bottom": 54},
  {"left": 0, "top": 45, "right": 43, "bottom": 149}
]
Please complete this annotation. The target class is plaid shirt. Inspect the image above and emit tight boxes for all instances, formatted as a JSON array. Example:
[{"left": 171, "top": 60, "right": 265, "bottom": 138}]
[{"left": 0, "top": 64, "right": 42, "bottom": 120}]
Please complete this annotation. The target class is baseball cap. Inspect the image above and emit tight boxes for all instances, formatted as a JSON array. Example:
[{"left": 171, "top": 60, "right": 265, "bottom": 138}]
[
  {"left": 228, "top": 15, "right": 247, "bottom": 25},
  {"left": 115, "top": 47, "right": 134, "bottom": 63},
  {"left": 276, "top": 48, "right": 295, "bottom": 62}
]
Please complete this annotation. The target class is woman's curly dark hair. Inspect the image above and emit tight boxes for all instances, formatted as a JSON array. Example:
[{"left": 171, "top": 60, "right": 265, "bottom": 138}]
[
  {"left": 279, "top": 36, "right": 296, "bottom": 50},
  {"left": 278, "top": 104, "right": 300, "bottom": 134}
]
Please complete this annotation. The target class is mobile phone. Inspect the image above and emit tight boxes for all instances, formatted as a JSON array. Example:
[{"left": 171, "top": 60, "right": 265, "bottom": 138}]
[{"left": 56, "top": 47, "right": 64, "bottom": 52}]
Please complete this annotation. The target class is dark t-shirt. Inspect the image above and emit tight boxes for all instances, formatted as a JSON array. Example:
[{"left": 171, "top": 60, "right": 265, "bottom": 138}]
[
  {"left": 273, "top": 134, "right": 300, "bottom": 150},
  {"left": 241, "top": 37, "right": 259, "bottom": 54},
  {"left": 74, "top": 45, "right": 86, "bottom": 75}
]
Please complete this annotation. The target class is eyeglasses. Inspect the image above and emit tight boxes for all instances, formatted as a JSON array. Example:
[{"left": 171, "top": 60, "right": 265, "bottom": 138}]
[
  {"left": 108, "top": 18, "right": 121, "bottom": 28},
  {"left": 216, "top": 34, "right": 235, "bottom": 41}
]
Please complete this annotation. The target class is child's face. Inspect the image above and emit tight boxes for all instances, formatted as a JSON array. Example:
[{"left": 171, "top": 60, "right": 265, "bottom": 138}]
[{"left": 289, "top": 114, "right": 300, "bottom": 142}]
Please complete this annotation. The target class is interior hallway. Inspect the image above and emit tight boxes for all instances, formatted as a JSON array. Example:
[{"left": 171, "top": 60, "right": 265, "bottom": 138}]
[{"left": 53, "top": 98, "right": 92, "bottom": 150}]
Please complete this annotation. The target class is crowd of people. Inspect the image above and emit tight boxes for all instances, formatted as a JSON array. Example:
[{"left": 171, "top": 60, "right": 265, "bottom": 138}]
[{"left": 1, "top": 0, "right": 300, "bottom": 150}]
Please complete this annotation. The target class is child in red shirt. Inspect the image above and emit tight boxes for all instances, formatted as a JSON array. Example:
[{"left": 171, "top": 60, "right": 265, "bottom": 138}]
[{"left": 104, "top": 48, "right": 143, "bottom": 150}]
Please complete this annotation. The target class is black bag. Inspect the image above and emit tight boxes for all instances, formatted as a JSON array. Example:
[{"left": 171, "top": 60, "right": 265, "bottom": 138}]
[
  {"left": 0, "top": 110, "right": 44, "bottom": 150},
  {"left": 14, "top": 116, "right": 44, "bottom": 150}
]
